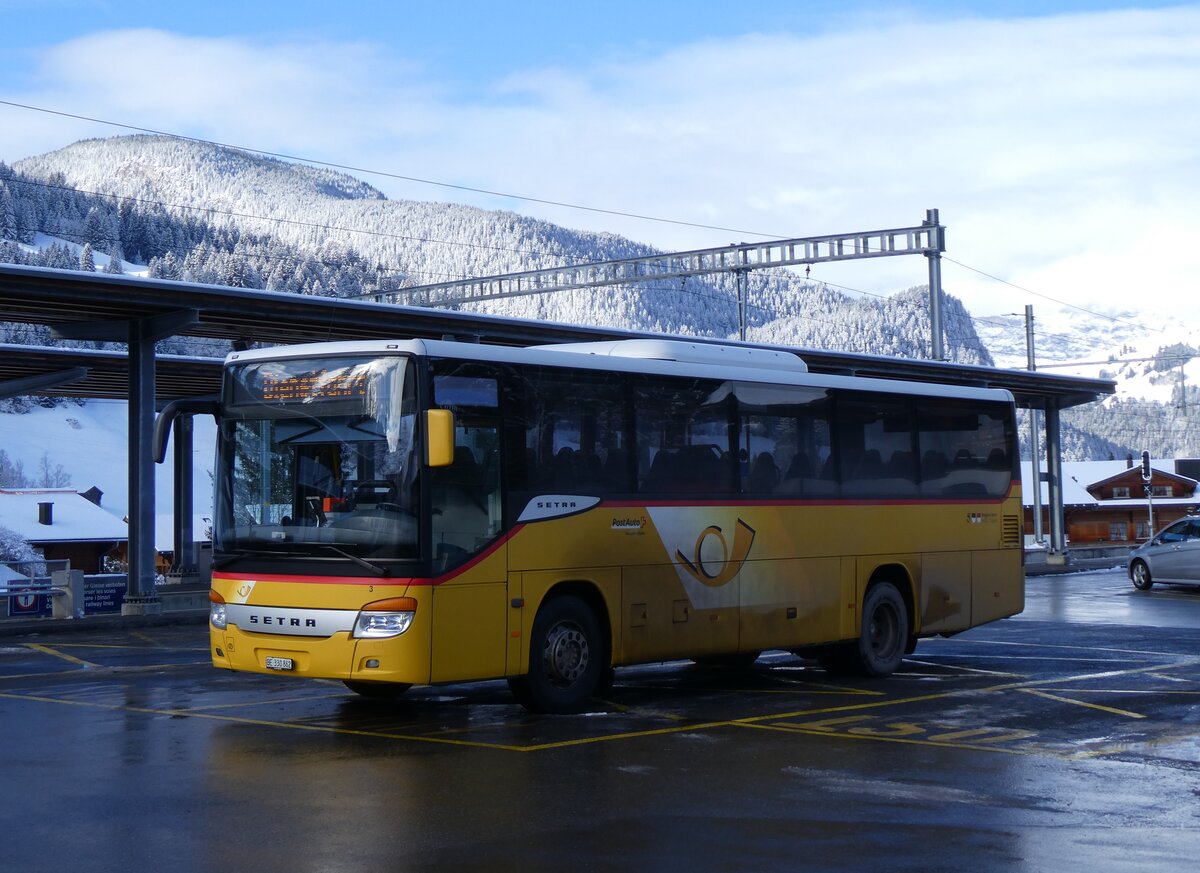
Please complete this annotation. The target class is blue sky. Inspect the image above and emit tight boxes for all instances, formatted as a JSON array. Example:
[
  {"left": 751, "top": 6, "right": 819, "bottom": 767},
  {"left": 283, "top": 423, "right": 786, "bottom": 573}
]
[{"left": 1, "top": 1, "right": 1197, "bottom": 319}]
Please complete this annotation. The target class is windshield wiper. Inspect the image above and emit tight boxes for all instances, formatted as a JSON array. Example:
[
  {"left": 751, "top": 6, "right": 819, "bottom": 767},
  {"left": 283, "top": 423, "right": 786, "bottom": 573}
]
[
  {"left": 212, "top": 546, "right": 389, "bottom": 576},
  {"left": 314, "top": 544, "right": 390, "bottom": 577}
]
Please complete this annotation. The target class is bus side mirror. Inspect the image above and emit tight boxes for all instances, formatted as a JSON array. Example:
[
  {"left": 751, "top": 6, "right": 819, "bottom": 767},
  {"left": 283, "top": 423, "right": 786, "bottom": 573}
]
[
  {"left": 426, "top": 409, "right": 455, "bottom": 467},
  {"left": 153, "top": 397, "right": 219, "bottom": 464}
]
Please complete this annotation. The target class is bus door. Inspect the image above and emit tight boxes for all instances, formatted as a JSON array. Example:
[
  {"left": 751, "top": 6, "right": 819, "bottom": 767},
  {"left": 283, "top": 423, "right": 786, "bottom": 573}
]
[{"left": 427, "top": 365, "right": 510, "bottom": 683}]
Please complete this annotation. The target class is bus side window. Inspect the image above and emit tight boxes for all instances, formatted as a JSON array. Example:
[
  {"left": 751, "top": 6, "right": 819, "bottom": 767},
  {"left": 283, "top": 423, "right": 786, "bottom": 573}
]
[
  {"left": 837, "top": 396, "right": 916, "bottom": 498},
  {"left": 523, "top": 366, "right": 627, "bottom": 495},
  {"left": 733, "top": 382, "right": 832, "bottom": 498},
  {"left": 634, "top": 377, "right": 734, "bottom": 495},
  {"left": 916, "top": 402, "right": 1014, "bottom": 499}
]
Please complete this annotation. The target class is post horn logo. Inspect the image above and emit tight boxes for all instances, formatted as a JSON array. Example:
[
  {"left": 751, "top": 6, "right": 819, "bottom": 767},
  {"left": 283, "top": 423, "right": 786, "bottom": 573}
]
[{"left": 676, "top": 519, "right": 756, "bottom": 587}]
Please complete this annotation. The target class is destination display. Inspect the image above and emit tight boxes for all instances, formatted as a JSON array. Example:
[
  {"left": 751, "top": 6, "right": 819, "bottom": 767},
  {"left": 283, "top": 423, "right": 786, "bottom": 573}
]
[
  {"left": 260, "top": 368, "right": 371, "bottom": 404},
  {"left": 228, "top": 355, "right": 409, "bottom": 410}
]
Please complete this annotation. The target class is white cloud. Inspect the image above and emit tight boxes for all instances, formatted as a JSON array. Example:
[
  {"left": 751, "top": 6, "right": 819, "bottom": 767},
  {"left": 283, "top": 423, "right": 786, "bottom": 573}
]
[{"left": 3, "top": 7, "right": 1198, "bottom": 319}]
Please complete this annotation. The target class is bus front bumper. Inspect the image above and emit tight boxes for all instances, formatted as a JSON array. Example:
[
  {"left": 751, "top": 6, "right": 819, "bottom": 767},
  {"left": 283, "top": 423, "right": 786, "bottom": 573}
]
[{"left": 210, "top": 623, "right": 431, "bottom": 686}]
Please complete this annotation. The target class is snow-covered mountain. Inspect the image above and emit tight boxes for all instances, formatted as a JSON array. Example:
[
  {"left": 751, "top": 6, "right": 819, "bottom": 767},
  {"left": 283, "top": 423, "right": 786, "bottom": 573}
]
[
  {"left": 976, "top": 307, "right": 1200, "bottom": 403},
  {"left": 3, "top": 135, "right": 995, "bottom": 362}
]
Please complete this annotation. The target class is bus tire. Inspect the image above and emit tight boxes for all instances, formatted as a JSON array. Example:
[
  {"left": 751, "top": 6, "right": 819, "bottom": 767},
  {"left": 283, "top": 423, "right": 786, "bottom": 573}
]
[
  {"left": 818, "top": 582, "right": 908, "bottom": 677},
  {"left": 343, "top": 680, "right": 412, "bottom": 699},
  {"left": 520, "top": 594, "right": 604, "bottom": 714},
  {"left": 855, "top": 582, "right": 908, "bottom": 676},
  {"left": 1130, "top": 559, "right": 1154, "bottom": 590}
]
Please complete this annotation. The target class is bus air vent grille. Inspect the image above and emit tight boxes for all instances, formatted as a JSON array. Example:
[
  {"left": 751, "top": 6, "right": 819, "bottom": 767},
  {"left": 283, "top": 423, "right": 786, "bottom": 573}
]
[{"left": 1002, "top": 515, "right": 1021, "bottom": 547}]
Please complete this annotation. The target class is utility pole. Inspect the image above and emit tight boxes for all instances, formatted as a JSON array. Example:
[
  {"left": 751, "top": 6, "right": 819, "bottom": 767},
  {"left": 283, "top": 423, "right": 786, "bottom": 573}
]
[
  {"left": 924, "top": 208, "right": 946, "bottom": 361},
  {"left": 735, "top": 265, "right": 748, "bottom": 342},
  {"left": 1025, "top": 305, "right": 1044, "bottom": 545}
]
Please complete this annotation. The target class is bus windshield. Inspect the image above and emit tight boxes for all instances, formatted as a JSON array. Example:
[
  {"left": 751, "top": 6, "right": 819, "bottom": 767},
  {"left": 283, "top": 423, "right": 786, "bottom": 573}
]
[{"left": 214, "top": 355, "right": 421, "bottom": 564}]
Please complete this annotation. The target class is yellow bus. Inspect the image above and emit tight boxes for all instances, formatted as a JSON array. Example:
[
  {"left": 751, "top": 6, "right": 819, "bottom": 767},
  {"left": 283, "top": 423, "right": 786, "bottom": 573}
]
[{"left": 205, "top": 337, "right": 1023, "bottom": 712}]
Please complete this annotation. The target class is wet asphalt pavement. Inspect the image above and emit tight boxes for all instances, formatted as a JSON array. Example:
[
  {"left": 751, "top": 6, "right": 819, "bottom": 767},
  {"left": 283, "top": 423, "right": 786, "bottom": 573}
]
[{"left": 2, "top": 567, "right": 1199, "bottom": 872}]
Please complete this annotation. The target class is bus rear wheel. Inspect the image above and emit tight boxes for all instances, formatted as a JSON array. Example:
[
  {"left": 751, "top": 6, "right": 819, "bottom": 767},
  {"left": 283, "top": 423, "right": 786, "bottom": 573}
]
[
  {"left": 516, "top": 594, "right": 605, "bottom": 714},
  {"left": 819, "top": 582, "right": 908, "bottom": 677}
]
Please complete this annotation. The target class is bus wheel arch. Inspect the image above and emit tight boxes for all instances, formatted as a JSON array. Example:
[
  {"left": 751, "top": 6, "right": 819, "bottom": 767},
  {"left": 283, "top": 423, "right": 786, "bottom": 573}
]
[
  {"left": 819, "top": 566, "right": 912, "bottom": 677},
  {"left": 858, "top": 568, "right": 912, "bottom": 676},
  {"left": 511, "top": 582, "right": 611, "bottom": 713}
]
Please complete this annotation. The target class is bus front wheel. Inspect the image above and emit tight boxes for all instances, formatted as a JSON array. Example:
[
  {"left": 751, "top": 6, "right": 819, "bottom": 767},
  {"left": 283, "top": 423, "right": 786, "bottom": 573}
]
[{"left": 515, "top": 595, "right": 605, "bottom": 714}]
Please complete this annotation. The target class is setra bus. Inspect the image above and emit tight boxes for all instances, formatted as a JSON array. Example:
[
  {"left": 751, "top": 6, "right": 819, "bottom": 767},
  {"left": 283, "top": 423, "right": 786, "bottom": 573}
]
[{"left": 201, "top": 336, "right": 1024, "bottom": 712}]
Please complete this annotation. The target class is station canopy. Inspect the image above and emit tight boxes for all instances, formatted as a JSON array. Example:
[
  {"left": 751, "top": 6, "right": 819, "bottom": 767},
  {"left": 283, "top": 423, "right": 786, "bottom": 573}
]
[{"left": 0, "top": 263, "right": 1114, "bottom": 408}]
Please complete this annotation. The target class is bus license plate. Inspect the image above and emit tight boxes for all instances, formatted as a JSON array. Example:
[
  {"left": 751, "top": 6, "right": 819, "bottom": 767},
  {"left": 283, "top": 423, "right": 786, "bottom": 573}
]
[{"left": 264, "top": 656, "right": 294, "bottom": 671}]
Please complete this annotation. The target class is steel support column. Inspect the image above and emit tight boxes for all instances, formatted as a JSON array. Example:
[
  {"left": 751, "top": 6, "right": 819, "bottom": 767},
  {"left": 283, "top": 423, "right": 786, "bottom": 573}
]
[
  {"left": 52, "top": 308, "right": 198, "bottom": 615},
  {"left": 1024, "top": 305, "right": 1044, "bottom": 545},
  {"left": 924, "top": 208, "right": 946, "bottom": 361},
  {"left": 1044, "top": 400, "right": 1068, "bottom": 560},
  {"left": 123, "top": 320, "right": 160, "bottom": 613}
]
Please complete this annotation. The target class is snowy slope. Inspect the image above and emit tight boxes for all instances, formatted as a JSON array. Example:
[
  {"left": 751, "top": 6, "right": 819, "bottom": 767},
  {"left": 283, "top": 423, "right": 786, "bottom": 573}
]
[
  {"left": 974, "top": 306, "right": 1200, "bottom": 404},
  {"left": 0, "top": 399, "right": 215, "bottom": 526}
]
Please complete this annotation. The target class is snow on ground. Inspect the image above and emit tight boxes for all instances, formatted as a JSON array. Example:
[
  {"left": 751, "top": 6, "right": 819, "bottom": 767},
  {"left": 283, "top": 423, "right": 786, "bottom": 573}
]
[{"left": 24, "top": 233, "right": 150, "bottom": 276}]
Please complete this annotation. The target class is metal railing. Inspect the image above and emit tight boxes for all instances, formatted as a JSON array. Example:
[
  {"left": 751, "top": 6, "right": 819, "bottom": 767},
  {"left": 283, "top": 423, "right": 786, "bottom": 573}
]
[{"left": 1, "top": 560, "right": 78, "bottom": 620}]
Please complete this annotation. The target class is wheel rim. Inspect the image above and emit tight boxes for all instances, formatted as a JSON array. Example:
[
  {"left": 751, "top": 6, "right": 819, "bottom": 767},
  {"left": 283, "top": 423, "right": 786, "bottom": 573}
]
[
  {"left": 1133, "top": 562, "right": 1149, "bottom": 587},
  {"left": 868, "top": 600, "right": 901, "bottom": 658},
  {"left": 542, "top": 621, "right": 589, "bottom": 686}
]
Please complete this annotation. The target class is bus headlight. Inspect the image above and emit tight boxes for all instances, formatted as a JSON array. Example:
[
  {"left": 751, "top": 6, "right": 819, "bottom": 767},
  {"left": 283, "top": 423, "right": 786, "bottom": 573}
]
[
  {"left": 353, "top": 597, "right": 417, "bottom": 639},
  {"left": 210, "top": 590, "right": 227, "bottom": 630}
]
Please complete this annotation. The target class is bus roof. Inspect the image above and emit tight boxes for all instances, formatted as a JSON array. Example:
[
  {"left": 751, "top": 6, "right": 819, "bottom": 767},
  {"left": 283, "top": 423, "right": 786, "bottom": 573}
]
[{"left": 225, "top": 337, "right": 1016, "bottom": 404}]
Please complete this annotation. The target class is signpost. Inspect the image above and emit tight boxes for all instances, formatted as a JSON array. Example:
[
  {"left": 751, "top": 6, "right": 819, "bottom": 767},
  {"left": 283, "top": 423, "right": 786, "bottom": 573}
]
[{"left": 1142, "top": 450, "right": 1155, "bottom": 536}]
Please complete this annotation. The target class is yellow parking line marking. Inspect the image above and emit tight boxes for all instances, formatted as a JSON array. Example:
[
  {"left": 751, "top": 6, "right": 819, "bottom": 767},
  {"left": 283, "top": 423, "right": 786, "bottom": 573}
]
[
  {"left": 1018, "top": 688, "right": 1146, "bottom": 718},
  {"left": 0, "top": 690, "right": 531, "bottom": 752},
  {"left": 183, "top": 691, "right": 360, "bottom": 712},
  {"left": 23, "top": 643, "right": 95, "bottom": 667},
  {"left": 926, "top": 727, "right": 1036, "bottom": 744},
  {"left": 904, "top": 659, "right": 1023, "bottom": 677},
  {"left": 519, "top": 719, "right": 740, "bottom": 751},
  {"left": 37, "top": 642, "right": 211, "bottom": 652},
  {"left": 740, "top": 721, "right": 1036, "bottom": 757},
  {"left": 3, "top": 644, "right": 1195, "bottom": 756},
  {"left": 0, "top": 668, "right": 98, "bottom": 681},
  {"left": 983, "top": 660, "right": 1196, "bottom": 693}
]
